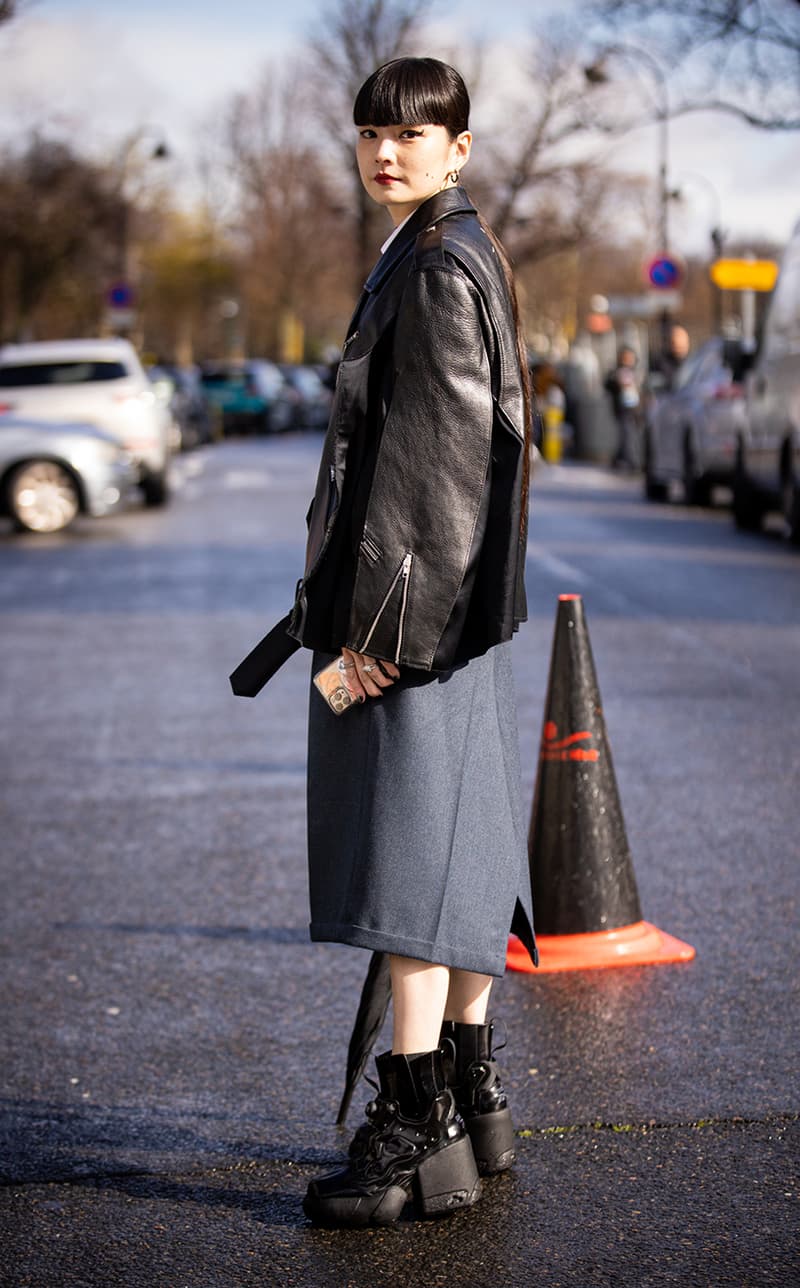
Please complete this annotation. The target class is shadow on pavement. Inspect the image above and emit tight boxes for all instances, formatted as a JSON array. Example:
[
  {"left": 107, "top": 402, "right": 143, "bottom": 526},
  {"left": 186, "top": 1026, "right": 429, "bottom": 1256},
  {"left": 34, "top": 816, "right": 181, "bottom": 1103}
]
[{"left": 0, "top": 1096, "right": 337, "bottom": 1185}]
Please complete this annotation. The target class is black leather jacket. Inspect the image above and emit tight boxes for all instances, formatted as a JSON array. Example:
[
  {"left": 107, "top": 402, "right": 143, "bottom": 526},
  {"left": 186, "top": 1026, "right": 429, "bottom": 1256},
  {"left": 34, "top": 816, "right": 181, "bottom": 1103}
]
[{"left": 288, "top": 187, "right": 528, "bottom": 672}]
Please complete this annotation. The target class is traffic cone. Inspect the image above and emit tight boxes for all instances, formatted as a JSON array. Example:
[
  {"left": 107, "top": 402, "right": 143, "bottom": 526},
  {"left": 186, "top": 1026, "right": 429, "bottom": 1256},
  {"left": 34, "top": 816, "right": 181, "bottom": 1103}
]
[{"left": 507, "top": 594, "right": 695, "bottom": 972}]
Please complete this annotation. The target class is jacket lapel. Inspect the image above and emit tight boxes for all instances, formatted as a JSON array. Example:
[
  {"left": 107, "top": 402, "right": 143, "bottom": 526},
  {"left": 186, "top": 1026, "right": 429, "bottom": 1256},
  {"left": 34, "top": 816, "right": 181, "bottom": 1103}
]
[{"left": 346, "top": 188, "right": 477, "bottom": 337}]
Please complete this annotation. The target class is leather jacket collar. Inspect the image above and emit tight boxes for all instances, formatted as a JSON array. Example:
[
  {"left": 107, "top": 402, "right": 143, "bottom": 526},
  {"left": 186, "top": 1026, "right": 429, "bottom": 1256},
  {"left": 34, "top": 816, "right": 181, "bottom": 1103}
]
[{"left": 363, "top": 187, "right": 477, "bottom": 297}]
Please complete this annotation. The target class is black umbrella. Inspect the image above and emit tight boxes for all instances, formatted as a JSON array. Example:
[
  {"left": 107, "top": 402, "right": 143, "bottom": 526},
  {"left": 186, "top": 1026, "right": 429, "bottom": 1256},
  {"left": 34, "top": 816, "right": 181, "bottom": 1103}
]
[{"left": 336, "top": 950, "right": 392, "bottom": 1125}]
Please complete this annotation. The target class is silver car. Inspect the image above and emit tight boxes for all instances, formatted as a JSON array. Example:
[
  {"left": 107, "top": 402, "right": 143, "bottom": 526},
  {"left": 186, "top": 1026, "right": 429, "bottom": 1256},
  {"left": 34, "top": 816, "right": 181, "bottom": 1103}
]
[
  {"left": 0, "top": 416, "right": 136, "bottom": 533},
  {"left": 733, "top": 217, "right": 800, "bottom": 543},
  {"left": 0, "top": 338, "right": 172, "bottom": 506},
  {"left": 643, "top": 336, "right": 747, "bottom": 505}
]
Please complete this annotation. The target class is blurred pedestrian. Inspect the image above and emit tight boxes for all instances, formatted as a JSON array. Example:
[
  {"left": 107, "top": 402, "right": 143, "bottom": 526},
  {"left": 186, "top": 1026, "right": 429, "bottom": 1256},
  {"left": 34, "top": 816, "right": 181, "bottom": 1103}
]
[
  {"left": 605, "top": 344, "right": 642, "bottom": 470},
  {"left": 290, "top": 57, "right": 536, "bottom": 1227},
  {"left": 659, "top": 323, "right": 691, "bottom": 391}
]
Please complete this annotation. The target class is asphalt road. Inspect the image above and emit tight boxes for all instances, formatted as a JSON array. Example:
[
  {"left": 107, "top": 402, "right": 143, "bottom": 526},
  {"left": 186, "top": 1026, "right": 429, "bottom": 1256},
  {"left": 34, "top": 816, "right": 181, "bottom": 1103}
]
[{"left": 1, "top": 436, "right": 797, "bottom": 1287}]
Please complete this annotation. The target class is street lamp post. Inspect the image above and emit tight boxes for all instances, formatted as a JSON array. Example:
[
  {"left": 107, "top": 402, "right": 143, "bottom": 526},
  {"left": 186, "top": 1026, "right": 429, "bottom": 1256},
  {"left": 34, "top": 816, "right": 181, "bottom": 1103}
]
[
  {"left": 110, "top": 127, "right": 171, "bottom": 337},
  {"left": 585, "top": 43, "right": 672, "bottom": 252},
  {"left": 584, "top": 45, "right": 675, "bottom": 352},
  {"left": 673, "top": 171, "right": 725, "bottom": 332}
]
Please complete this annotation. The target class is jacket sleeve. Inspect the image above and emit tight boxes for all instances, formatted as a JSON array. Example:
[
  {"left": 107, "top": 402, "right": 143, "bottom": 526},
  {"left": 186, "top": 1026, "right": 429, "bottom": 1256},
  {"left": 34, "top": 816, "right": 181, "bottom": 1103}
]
[{"left": 346, "top": 263, "right": 494, "bottom": 669}]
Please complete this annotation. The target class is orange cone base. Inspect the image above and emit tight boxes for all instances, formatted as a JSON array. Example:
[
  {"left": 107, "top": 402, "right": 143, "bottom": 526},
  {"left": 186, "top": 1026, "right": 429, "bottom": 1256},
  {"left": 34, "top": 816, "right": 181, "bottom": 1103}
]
[{"left": 506, "top": 922, "right": 696, "bottom": 974}]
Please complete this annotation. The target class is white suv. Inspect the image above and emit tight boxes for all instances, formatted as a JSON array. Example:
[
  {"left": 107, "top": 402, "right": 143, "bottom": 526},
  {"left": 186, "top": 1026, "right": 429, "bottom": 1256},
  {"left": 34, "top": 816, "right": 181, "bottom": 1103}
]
[{"left": 0, "top": 338, "right": 171, "bottom": 506}]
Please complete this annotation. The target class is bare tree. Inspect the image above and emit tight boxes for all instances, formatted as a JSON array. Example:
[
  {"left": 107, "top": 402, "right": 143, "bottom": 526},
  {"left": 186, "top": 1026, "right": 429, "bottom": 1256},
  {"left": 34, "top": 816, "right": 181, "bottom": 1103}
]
[
  {"left": 312, "top": 0, "right": 431, "bottom": 95},
  {"left": 458, "top": 29, "right": 651, "bottom": 283},
  {"left": 471, "top": 35, "right": 598, "bottom": 246},
  {"left": 307, "top": 0, "right": 432, "bottom": 284},
  {"left": 0, "top": 137, "right": 123, "bottom": 340},
  {"left": 223, "top": 61, "right": 355, "bottom": 357},
  {"left": 585, "top": 0, "right": 800, "bottom": 129}
]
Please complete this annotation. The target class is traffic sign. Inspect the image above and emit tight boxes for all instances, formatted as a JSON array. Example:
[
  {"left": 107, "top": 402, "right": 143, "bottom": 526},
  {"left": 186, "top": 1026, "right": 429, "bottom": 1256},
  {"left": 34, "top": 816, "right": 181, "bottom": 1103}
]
[
  {"left": 107, "top": 282, "right": 135, "bottom": 309},
  {"left": 709, "top": 259, "right": 779, "bottom": 291},
  {"left": 646, "top": 256, "right": 684, "bottom": 289},
  {"left": 105, "top": 307, "right": 135, "bottom": 331},
  {"left": 607, "top": 291, "right": 682, "bottom": 319}
]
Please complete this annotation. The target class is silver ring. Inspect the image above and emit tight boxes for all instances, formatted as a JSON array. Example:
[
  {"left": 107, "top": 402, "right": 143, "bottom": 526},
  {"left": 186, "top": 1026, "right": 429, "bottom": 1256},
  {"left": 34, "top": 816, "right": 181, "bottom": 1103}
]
[
  {"left": 363, "top": 664, "right": 376, "bottom": 674},
  {"left": 339, "top": 660, "right": 356, "bottom": 670}
]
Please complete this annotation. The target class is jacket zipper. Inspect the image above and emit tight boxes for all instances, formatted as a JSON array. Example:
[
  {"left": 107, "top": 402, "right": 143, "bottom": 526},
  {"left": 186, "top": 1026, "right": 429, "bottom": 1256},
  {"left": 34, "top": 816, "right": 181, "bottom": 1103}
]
[
  {"left": 394, "top": 552, "right": 412, "bottom": 664},
  {"left": 301, "top": 464, "right": 338, "bottom": 591},
  {"left": 360, "top": 552, "right": 413, "bottom": 659},
  {"left": 336, "top": 331, "right": 359, "bottom": 386},
  {"left": 325, "top": 463, "right": 337, "bottom": 524}
]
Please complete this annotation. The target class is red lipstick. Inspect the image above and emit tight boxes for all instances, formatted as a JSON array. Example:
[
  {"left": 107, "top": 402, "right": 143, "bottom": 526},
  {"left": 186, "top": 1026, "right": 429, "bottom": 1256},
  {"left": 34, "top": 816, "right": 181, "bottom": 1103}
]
[{"left": 375, "top": 173, "right": 398, "bottom": 185}]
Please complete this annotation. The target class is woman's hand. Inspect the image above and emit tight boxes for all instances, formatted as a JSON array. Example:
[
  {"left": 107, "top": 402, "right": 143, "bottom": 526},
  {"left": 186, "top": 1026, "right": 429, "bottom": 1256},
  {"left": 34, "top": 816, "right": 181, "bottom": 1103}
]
[{"left": 339, "top": 647, "right": 400, "bottom": 701}]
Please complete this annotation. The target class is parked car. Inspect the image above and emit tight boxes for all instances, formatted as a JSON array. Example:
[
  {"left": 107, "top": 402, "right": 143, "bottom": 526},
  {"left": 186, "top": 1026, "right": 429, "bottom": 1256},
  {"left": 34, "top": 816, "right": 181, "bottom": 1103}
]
[
  {"left": 732, "top": 218, "right": 800, "bottom": 543},
  {"left": 0, "top": 339, "right": 172, "bottom": 506},
  {"left": 147, "top": 363, "right": 214, "bottom": 450},
  {"left": 642, "top": 336, "right": 747, "bottom": 505},
  {"left": 0, "top": 416, "right": 136, "bottom": 533},
  {"left": 200, "top": 360, "right": 295, "bottom": 434},
  {"left": 279, "top": 363, "right": 333, "bottom": 430}
]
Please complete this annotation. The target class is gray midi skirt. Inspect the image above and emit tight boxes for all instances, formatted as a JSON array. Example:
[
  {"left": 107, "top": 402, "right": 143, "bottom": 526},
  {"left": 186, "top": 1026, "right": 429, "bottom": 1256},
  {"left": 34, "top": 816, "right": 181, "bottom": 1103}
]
[{"left": 306, "top": 643, "right": 535, "bottom": 977}]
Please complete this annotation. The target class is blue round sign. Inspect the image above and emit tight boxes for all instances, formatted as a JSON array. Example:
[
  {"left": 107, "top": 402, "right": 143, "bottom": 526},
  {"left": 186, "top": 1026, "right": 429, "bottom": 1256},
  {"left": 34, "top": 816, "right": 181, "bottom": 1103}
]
[
  {"left": 108, "top": 282, "right": 134, "bottom": 308},
  {"left": 647, "top": 256, "right": 682, "bottom": 289}
]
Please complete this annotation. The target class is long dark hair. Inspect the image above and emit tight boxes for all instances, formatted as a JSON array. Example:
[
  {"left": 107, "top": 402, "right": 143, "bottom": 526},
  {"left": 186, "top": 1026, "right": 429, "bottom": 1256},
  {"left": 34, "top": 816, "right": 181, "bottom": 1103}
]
[{"left": 354, "top": 57, "right": 532, "bottom": 520}]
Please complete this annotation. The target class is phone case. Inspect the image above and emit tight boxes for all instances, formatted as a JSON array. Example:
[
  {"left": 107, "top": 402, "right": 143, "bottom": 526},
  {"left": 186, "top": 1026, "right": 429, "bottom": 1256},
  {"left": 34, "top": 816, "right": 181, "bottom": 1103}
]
[{"left": 313, "top": 657, "right": 358, "bottom": 715}]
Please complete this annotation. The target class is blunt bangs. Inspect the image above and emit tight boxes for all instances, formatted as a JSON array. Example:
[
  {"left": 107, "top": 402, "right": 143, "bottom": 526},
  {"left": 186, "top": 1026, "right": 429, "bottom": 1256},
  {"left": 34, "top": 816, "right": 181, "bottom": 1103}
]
[{"left": 353, "top": 58, "right": 469, "bottom": 134}]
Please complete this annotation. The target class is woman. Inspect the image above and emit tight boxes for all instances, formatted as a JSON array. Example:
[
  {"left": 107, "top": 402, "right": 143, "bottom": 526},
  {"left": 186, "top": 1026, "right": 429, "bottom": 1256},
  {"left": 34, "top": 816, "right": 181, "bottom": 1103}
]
[{"left": 289, "top": 57, "right": 537, "bottom": 1226}]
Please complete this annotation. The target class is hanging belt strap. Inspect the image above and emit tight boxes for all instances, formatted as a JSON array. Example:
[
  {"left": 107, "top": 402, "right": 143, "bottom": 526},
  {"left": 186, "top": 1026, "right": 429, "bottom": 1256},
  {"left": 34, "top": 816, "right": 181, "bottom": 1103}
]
[{"left": 229, "top": 613, "right": 301, "bottom": 697}]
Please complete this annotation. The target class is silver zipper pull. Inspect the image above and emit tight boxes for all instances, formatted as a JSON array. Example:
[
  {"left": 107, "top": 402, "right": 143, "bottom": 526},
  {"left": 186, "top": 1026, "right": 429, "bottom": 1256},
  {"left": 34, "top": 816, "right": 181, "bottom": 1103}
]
[{"left": 395, "top": 553, "right": 413, "bottom": 664}]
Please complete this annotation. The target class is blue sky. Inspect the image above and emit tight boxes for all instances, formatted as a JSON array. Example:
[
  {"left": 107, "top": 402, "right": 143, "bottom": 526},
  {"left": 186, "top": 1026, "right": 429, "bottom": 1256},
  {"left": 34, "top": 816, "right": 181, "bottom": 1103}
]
[{"left": 3, "top": 1, "right": 798, "bottom": 251}]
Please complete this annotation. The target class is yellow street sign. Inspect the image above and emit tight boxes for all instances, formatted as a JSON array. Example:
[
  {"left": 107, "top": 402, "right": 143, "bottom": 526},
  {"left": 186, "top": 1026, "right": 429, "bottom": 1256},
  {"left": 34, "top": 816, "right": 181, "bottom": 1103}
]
[{"left": 710, "top": 259, "right": 779, "bottom": 291}]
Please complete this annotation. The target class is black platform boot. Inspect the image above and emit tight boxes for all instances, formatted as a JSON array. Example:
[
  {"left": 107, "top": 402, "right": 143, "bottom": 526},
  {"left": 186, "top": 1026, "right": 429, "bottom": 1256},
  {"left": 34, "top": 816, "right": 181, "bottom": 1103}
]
[
  {"left": 304, "top": 1049, "right": 481, "bottom": 1227},
  {"left": 439, "top": 1020, "right": 516, "bottom": 1175}
]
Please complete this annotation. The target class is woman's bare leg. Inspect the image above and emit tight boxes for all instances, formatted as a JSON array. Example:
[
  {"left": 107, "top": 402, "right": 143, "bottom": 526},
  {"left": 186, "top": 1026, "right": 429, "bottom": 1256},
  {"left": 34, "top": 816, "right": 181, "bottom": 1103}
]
[
  {"left": 388, "top": 955, "right": 450, "bottom": 1053},
  {"left": 444, "top": 969, "right": 493, "bottom": 1024}
]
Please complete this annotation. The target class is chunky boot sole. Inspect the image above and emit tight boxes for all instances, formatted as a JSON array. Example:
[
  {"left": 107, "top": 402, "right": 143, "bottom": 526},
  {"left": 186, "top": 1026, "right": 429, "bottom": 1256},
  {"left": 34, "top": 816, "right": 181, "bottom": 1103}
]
[
  {"left": 303, "top": 1182, "right": 408, "bottom": 1228},
  {"left": 303, "top": 1137, "right": 481, "bottom": 1228},
  {"left": 465, "top": 1107, "right": 516, "bottom": 1175},
  {"left": 414, "top": 1134, "right": 482, "bottom": 1216}
]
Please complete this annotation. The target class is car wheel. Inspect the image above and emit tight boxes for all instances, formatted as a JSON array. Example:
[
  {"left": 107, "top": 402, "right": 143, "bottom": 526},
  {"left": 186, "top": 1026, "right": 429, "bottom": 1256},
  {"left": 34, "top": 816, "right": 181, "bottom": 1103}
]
[
  {"left": 141, "top": 469, "right": 170, "bottom": 507},
  {"left": 732, "top": 447, "right": 765, "bottom": 532},
  {"left": 782, "top": 466, "right": 800, "bottom": 547},
  {"left": 682, "top": 439, "right": 710, "bottom": 507},
  {"left": 8, "top": 459, "right": 81, "bottom": 532},
  {"left": 643, "top": 432, "right": 668, "bottom": 501}
]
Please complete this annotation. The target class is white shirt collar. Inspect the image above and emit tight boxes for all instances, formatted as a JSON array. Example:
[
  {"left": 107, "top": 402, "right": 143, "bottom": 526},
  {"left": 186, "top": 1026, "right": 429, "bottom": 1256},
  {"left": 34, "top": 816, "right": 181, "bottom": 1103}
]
[{"left": 380, "top": 210, "right": 415, "bottom": 255}]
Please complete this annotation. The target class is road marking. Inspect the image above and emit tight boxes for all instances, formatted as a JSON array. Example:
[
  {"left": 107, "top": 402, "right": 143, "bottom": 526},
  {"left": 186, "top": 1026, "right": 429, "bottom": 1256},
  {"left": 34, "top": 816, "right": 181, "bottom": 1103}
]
[
  {"left": 527, "top": 543, "right": 589, "bottom": 586},
  {"left": 223, "top": 470, "right": 273, "bottom": 489},
  {"left": 536, "top": 539, "right": 795, "bottom": 569}
]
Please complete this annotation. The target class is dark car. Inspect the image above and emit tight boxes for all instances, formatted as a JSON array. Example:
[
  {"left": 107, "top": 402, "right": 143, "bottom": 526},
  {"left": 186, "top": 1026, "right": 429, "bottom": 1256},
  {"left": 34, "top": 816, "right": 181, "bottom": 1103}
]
[
  {"left": 279, "top": 364, "right": 333, "bottom": 430},
  {"left": 643, "top": 336, "right": 747, "bottom": 505},
  {"left": 148, "top": 364, "right": 215, "bottom": 450},
  {"left": 200, "top": 360, "right": 295, "bottom": 435}
]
